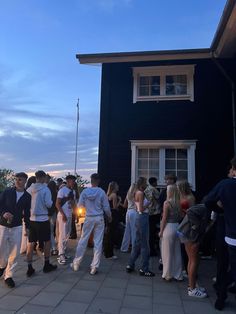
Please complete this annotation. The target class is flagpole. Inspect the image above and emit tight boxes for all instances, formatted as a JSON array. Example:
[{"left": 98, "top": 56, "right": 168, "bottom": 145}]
[{"left": 74, "top": 98, "right": 79, "bottom": 174}]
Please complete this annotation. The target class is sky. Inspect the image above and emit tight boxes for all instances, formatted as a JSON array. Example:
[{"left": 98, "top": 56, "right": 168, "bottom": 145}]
[{"left": 0, "top": 0, "right": 227, "bottom": 180}]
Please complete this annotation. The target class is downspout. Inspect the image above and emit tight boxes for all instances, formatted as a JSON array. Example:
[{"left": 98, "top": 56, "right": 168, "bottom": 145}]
[{"left": 212, "top": 52, "right": 236, "bottom": 155}]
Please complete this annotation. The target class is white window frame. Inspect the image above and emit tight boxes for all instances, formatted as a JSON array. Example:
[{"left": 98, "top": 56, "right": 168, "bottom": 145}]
[
  {"left": 130, "top": 140, "right": 196, "bottom": 190},
  {"left": 133, "top": 65, "right": 195, "bottom": 103}
]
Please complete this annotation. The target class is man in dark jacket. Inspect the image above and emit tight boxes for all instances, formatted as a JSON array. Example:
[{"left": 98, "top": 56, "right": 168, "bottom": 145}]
[
  {"left": 0, "top": 172, "right": 31, "bottom": 288},
  {"left": 205, "top": 156, "right": 236, "bottom": 310}
]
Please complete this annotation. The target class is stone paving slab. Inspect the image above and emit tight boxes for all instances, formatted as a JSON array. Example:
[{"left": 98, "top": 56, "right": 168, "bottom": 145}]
[{"left": 0, "top": 240, "right": 235, "bottom": 313}]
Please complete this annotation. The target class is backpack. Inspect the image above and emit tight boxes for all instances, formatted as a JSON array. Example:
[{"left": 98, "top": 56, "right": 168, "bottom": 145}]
[{"left": 177, "top": 204, "right": 209, "bottom": 242}]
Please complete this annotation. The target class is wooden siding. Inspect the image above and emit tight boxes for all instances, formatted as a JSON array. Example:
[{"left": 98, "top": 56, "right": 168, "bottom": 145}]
[{"left": 98, "top": 58, "right": 235, "bottom": 200}]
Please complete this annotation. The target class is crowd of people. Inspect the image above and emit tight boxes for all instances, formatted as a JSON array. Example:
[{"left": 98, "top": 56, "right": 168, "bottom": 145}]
[{"left": 0, "top": 157, "right": 236, "bottom": 311}]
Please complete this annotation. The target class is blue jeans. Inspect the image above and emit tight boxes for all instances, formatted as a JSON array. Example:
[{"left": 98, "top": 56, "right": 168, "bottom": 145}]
[{"left": 128, "top": 212, "right": 150, "bottom": 272}]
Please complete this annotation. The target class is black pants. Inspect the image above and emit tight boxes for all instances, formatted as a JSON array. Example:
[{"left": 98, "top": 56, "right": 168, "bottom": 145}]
[
  {"left": 103, "top": 209, "right": 120, "bottom": 257},
  {"left": 215, "top": 216, "right": 230, "bottom": 300}
]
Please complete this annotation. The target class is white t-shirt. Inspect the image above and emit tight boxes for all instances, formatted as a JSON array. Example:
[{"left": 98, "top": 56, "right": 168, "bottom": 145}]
[
  {"left": 16, "top": 191, "right": 24, "bottom": 203},
  {"left": 57, "top": 186, "right": 76, "bottom": 218}
]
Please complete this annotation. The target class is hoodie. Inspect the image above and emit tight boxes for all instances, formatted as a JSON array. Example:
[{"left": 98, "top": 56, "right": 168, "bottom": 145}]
[
  {"left": 27, "top": 183, "right": 52, "bottom": 221},
  {"left": 78, "top": 187, "right": 111, "bottom": 218}
]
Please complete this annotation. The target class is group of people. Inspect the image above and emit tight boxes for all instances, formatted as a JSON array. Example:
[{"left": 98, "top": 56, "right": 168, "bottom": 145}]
[{"left": 0, "top": 159, "right": 236, "bottom": 311}]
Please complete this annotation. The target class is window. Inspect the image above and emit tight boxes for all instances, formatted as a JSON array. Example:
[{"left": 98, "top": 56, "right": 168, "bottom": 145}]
[
  {"left": 131, "top": 140, "right": 196, "bottom": 190},
  {"left": 133, "top": 65, "right": 195, "bottom": 103}
]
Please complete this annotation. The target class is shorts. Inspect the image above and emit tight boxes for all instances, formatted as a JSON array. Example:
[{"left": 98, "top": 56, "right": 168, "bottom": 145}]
[{"left": 28, "top": 220, "right": 50, "bottom": 243}]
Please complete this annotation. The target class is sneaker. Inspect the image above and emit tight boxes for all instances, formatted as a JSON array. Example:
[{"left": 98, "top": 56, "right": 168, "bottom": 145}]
[
  {"left": 107, "top": 255, "right": 118, "bottom": 260},
  {"left": 90, "top": 267, "right": 97, "bottom": 275},
  {"left": 0, "top": 267, "right": 5, "bottom": 277},
  {"left": 126, "top": 265, "right": 134, "bottom": 273},
  {"left": 70, "top": 262, "right": 80, "bottom": 272},
  {"left": 57, "top": 255, "right": 66, "bottom": 265},
  {"left": 26, "top": 267, "right": 35, "bottom": 277},
  {"left": 5, "top": 277, "right": 15, "bottom": 288},
  {"left": 188, "top": 287, "right": 207, "bottom": 298},
  {"left": 43, "top": 263, "right": 57, "bottom": 273},
  {"left": 51, "top": 249, "right": 58, "bottom": 256},
  {"left": 139, "top": 269, "right": 155, "bottom": 277}
]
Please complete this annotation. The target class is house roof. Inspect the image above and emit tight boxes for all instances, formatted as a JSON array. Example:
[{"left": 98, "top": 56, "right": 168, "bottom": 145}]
[{"left": 77, "top": 0, "right": 236, "bottom": 64}]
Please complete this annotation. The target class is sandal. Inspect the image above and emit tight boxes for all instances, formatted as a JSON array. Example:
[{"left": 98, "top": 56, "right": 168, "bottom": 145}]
[{"left": 139, "top": 269, "right": 155, "bottom": 277}]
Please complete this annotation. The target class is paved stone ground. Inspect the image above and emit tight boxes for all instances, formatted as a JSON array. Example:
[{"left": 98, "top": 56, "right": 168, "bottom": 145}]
[{"left": 0, "top": 240, "right": 235, "bottom": 314}]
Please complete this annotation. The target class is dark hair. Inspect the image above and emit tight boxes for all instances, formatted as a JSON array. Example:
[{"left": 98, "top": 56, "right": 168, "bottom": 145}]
[
  {"left": 35, "top": 170, "right": 47, "bottom": 179},
  {"left": 231, "top": 156, "right": 236, "bottom": 170},
  {"left": 136, "top": 177, "right": 147, "bottom": 190},
  {"left": 56, "top": 178, "right": 63, "bottom": 183},
  {"left": 15, "top": 172, "right": 28, "bottom": 180},
  {"left": 66, "top": 175, "right": 76, "bottom": 181},
  {"left": 165, "top": 173, "right": 177, "bottom": 183},
  {"left": 26, "top": 176, "right": 36, "bottom": 189},
  {"left": 149, "top": 177, "right": 157, "bottom": 185},
  {"left": 91, "top": 173, "right": 100, "bottom": 181},
  {"left": 47, "top": 180, "right": 57, "bottom": 202}
]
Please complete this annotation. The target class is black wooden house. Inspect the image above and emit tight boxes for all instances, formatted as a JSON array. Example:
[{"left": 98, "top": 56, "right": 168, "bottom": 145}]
[{"left": 77, "top": 0, "right": 236, "bottom": 200}]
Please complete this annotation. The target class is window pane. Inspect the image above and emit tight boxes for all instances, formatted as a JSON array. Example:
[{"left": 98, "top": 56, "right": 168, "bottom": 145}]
[
  {"left": 139, "top": 86, "right": 149, "bottom": 96},
  {"left": 138, "top": 158, "right": 148, "bottom": 169},
  {"left": 165, "top": 159, "right": 176, "bottom": 170},
  {"left": 177, "top": 159, "right": 188, "bottom": 170},
  {"left": 151, "top": 76, "right": 160, "bottom": 96},
  {"left": 149, "top": 159, "right": 159, "bottom": 170},
  {"left": 166, "top": 75, "right": 187, "bottom": 95},
  {"left": 177, "top": 149, "right": 187, "bottom": 159},
  {"left": 138, "top": 149, "right": 148, "bottom": 158},
  {"left": 149, "top": 170, "right": 159, "bottom": 178},
  {"left": 149, "top": 149, "right": 159, "bottom": 158},
  {"left": 138, "top": 170, "right": 148, "bottom": 178},
  {"left": 165, "top": 170, "right": 177, "bottom": 176},
  {"left": 177, "top": 170, "right": 188, "bottom": 179},
  {"left": 166, "top": 149, "right": 176, "bottom": 159},
  {"left": 139, "top": 76, "right": 149, "bottom": 85}
]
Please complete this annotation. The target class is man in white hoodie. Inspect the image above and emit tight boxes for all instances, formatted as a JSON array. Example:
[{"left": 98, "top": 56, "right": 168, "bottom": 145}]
[
  {"left": 71, "top": 173, "right": 111, "bottom": 275},
  {"left": 26, "top": 170, "right": 57, "bottom": 276}
]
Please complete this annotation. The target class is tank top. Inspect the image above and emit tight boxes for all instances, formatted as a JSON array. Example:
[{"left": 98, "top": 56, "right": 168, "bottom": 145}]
[
  {"left": 166, "top": 201, "right": 180, "bottom": 223},
  {"left": 127, "top": 198, "right": 136, "bottom": 209},
  {"left": 135, "top": 197, "right": 149, "bottom": 214}
]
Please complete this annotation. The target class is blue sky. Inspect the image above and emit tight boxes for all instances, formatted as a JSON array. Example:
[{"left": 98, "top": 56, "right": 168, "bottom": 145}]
[{"left": 0, "top": 0, "right": 226, "bottom": 180}]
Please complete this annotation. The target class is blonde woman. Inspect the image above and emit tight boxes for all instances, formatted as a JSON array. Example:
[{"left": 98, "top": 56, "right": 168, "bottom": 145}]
[
  {"left": 120, "top": 183, "right": 137, "bottom": 252},
  {"left": 126, "top": 177, "right": 155, "bottom": 277},
  {"left": 159, "top": 184, "right": 182, "bottom": 281},
  {"left": 177, "top": 180, "right": 195, "bottom": 218}
]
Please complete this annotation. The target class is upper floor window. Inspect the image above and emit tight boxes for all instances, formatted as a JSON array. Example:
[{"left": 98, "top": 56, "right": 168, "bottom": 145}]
[{"left": 133, "top": 65, "right": 195, "bottom": 103}]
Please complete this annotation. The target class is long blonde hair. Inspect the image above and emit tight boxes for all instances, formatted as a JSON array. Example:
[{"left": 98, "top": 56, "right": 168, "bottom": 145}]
[
  {"left": 127, "top": 183, "right": 136, "bottom": 201},
  {"left": 177, "top": 180, "right": 193, "bottom": 196},
  {"left": 166, "top": 184, "right": 180, "bottom": 208},
  {"left": 107, "top": 181, "right": 118, "bottom": 197}
]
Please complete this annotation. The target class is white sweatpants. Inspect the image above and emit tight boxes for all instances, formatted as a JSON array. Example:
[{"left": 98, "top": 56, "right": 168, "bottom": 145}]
[
  {"left": 74, "top": 215, "right": 104, "bottom": 269},
  {"left": 0, "top": 225, "right": 22, "bottom": 279},
  {"left": 57, "top": 213, "right": 72, "bottom": 256},
  {"left": 161, "top": 222, "right": 182, "bottom": 280}
]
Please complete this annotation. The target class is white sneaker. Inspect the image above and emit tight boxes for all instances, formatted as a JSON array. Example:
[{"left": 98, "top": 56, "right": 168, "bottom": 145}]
[
  {"left": 90, "top": 267, "right": 97, "bottom": 275},
  {"left": 70, "top": 262, "right": 80, "bottom": 272},
  {"left": 58, "top": 254, "right": 66, "bottom": 265},
  {"left": 188, "top": 287, "right": 207, "bottom": 298}
]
